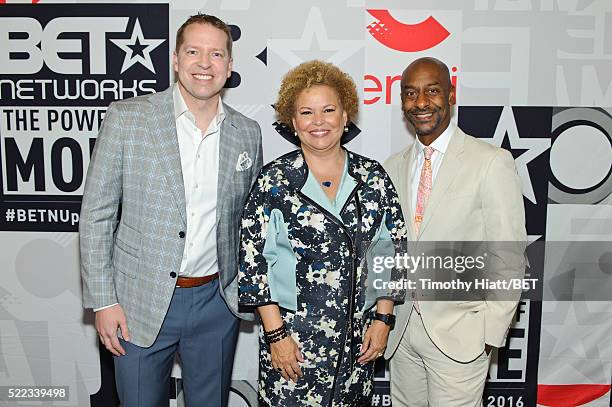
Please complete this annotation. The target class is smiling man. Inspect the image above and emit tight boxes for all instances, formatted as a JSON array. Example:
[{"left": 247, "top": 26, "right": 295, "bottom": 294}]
[
  {"left": 79, "top": 14, "right": 262, "bottom": 407},
  {"left": 383, "top": 57, "right": 526, "bottom": 406}
]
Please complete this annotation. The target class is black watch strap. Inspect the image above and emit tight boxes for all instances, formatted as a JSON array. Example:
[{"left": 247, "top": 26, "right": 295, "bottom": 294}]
[{"left": 374, "top": 312, "right": 396, "bottom": 329}]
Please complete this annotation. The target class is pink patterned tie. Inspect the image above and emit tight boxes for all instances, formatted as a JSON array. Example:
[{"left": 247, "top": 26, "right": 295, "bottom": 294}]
[
  {"left": 414, "top": 146, "right": 434, "bottom": 236},
  {"left": 413, "top": 146, "right": 434, "bottom": 313}
]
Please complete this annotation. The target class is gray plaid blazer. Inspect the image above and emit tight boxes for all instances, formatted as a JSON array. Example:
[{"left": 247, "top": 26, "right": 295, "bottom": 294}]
[{"left": 80, "top": 86, "right": 263, "bottom": 347}]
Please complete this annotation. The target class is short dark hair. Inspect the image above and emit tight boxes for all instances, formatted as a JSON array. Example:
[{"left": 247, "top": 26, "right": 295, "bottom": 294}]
[{"left": 175, "top": 13, "right": 232, "bottom": 57}]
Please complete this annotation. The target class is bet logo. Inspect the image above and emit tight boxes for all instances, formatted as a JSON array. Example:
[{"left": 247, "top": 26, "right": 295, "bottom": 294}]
[{"left": 366, "top": 9, "right": 450, "bottom": 52}]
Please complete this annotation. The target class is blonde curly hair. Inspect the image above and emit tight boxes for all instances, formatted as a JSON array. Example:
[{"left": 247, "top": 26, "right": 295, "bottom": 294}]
[{"left": 275, "top": 60, "right": 359, "bottom": 130}]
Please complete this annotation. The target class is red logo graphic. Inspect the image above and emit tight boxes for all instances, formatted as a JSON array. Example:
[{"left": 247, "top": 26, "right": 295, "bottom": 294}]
[
  {"left": 0, "top": 0, "right": 41, "bottom": 3},
  {"left": 537, "top": 384, "right": 611, "bottom": 406},
  {"left": 363, "top": 66, "right": 458, "bottom": 105},
  {"left": 366, "top": 9, "right": 450, "bottom": 52}
]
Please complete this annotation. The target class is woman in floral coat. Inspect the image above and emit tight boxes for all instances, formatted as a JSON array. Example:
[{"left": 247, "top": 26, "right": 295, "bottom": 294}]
[{"left": 238, "top": 61, "right": 407, "bottom": 406}]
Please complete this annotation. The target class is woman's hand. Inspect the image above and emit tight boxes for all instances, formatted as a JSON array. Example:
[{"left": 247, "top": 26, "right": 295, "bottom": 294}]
[
  {"left": 270, "top": 336, "right": 305, "bottom": 382},
  {"left": 257, "top": 304, "right": 304, "bottom": 381},
  {"left": 358, "top": 320, "right": 390, "bottom": 364}
]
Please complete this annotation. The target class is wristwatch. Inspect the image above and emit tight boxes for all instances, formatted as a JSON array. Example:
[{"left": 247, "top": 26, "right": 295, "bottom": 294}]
[{"left": 373, "top": 312, "right": 396, "bottom": 329}]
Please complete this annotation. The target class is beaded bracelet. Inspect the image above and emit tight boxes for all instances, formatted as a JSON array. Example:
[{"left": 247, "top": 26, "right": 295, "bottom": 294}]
[
  {"left": 266, "top": 331, "right": 288, "bottom": 344},
  {"left": 264, "top": 323, "right": 288, "bottom": 344},
  {"left": 265, "top": 329, "right": 288, "bottom": 344},
  {"left": 264, "top": 324, "right": 286, "bottom": 336}
]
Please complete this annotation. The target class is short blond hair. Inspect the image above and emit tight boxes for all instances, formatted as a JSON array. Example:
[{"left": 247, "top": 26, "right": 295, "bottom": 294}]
[
  {"left": 175, "top": 13, "right": 232, "bottom": 56},
  {"left": 275, "top": 60, "right": 359, "bottom": 129}
]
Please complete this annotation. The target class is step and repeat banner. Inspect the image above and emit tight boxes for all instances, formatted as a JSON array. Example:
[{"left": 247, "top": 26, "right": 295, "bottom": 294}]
[{"left": 1, "top": 1, "right": 611, "bottom": 406}]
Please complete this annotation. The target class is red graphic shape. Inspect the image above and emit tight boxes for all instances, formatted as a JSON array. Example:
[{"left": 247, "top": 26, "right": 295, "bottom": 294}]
[
  {"left": 0, "top": 0, "right": 40, "bottom": 3},
  {"left": 537, "top": 384, "right": 611, "bottom": 406},
  {"left": 366, "top": 9, "right": 450, "bottom": 52}
]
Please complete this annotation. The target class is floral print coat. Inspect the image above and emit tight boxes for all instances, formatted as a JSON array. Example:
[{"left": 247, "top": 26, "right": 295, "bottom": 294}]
[{"left": 238, "top": 149, "right": 407, "bottom": 407}]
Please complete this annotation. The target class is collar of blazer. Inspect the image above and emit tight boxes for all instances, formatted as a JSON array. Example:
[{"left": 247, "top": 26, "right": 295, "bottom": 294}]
[
  {"left": 146, "top": 86, "right": 242, "bottom": 226},
  {"left": 404, "top": 126, "right": 466, "bottom": 240}
]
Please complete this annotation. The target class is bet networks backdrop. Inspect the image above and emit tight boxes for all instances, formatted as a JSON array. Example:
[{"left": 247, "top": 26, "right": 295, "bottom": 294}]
[{"left": 0, "top": 1, "right": 611, "bottom": 406}]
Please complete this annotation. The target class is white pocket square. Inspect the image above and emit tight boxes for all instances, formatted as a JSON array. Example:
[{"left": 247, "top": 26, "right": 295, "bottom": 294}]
[{"left": 236, "top": 151, "right": 253, "bottom": 172}]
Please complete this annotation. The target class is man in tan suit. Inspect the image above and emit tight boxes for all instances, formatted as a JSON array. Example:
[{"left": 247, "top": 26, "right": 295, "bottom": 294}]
[{"left": 383, "top": 57, "right": 526, "bottom": 406}]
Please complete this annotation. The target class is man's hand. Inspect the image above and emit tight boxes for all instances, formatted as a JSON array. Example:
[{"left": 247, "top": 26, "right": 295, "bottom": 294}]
[
  {"left": 358, "top": 320, "right": 390, "bottom": 364},
  {"left": 95, "top": 304, "right": 130, "bottom": 356}
]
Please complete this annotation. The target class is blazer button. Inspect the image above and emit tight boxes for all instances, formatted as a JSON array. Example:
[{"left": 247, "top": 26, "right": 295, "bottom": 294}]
[
  {"left": 170, "top": 272, "right": 177, "bottom": 278},
  {"left": 178, "top": 231, "right": 185, "bottom": 238}
]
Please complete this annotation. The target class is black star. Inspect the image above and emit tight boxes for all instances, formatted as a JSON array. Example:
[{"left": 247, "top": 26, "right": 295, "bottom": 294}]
[
  {"left": 501, "top": 132, "right": 528, "bottom": 159},
  {"left": 128, "top": 38, "right": 147, "bottom": 59}
]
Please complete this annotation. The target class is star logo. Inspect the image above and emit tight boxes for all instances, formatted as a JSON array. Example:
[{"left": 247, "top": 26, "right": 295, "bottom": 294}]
[
  {"left": 110, "top": 19, "right": 165, "bottom": 74},
  {"left": 485, "top": 107, "right": 551, "bottom": 204},
  {"left": 268, "top": 7, "right": 362, "bottom": 66},
  {"left": 541, "top": 300, "right": 611, "bottom": 365}
]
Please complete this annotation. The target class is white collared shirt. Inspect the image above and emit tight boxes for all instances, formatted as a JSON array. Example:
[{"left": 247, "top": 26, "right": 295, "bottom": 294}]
[
  {"left": 174, "top": 84, "right": 224, "bottom": 277},
  {"left": 93, "top": 86, "right": 223, "bottom": 311},
  {"left": 410, "top": 123, "right": 455, "bottom": 214}
]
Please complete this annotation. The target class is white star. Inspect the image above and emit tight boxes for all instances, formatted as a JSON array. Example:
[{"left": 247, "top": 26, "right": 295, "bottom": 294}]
[
  {"left": 545, "top": 303, "right": 589, "bottom": 359},
  {"left": 110, "top": 19, "right": 165, "bottom": 74},
  {"left": 541, "top": 302, "right": 612, "bottom": 364},
  {"left": 268, "top": 7, "right": 362, "bottom": 66},
  {"left": 484, "top": 106, "right": 551, "bottom": 204}
]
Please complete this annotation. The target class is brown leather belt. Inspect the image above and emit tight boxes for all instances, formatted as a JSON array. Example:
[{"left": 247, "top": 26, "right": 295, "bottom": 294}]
[{"left": 176, "top": 272, "right": 219, "bottom": 288}]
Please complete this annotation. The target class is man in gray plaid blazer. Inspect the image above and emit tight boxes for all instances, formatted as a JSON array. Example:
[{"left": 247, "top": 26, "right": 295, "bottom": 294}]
[{"left": 79, "top": 14, "right": 262, "bottom": 407}]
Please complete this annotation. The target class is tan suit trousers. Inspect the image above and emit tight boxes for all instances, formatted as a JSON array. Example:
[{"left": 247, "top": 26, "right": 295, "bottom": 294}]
[{"left": 390, "top": 306, "right": 490, "bottom": 407}]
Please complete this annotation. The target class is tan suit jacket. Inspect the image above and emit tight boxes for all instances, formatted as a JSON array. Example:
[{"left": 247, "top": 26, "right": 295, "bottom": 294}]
[{"left": 384, "top": 127, "right": 527, "bottom": 363}]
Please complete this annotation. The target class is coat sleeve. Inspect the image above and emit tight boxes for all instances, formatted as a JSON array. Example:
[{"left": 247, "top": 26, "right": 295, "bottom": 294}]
[
  {"left": 79, "top": 103, "right": 123, "bottom": 310},
  {"left": 364, "top": 167, "right": 409, "bottom": 309},
  {"left": 238, "top": 170, "right": 282, "bottom": 308},
  {"left": 382, "top": 169, "right": 409, "bottom": 304},
  {"left": 481, "top": 149, "right": 527, "bottom": 347}
]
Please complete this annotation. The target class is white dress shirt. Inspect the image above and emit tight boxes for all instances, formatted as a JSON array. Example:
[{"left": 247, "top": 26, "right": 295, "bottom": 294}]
[
  {"left": 410, "top": 123, "right": 455, "bottom": 214},
  {"left": 93, "top": 86, "right": 225, "bottom": 311},
  {"left": 174, "top": 84, "right": 224, "bottom": 278}
]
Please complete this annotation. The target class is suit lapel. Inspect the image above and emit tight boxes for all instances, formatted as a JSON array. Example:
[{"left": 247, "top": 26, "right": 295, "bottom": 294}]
[
  {"left": 216, "top": 104, "right": 239, "bottom": 223},
  {"left": 418, "top": 128, "right": 465, "bottom": 237},
  {"left": 149, "top": 88, "right": 187, "bottom": 226}
]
